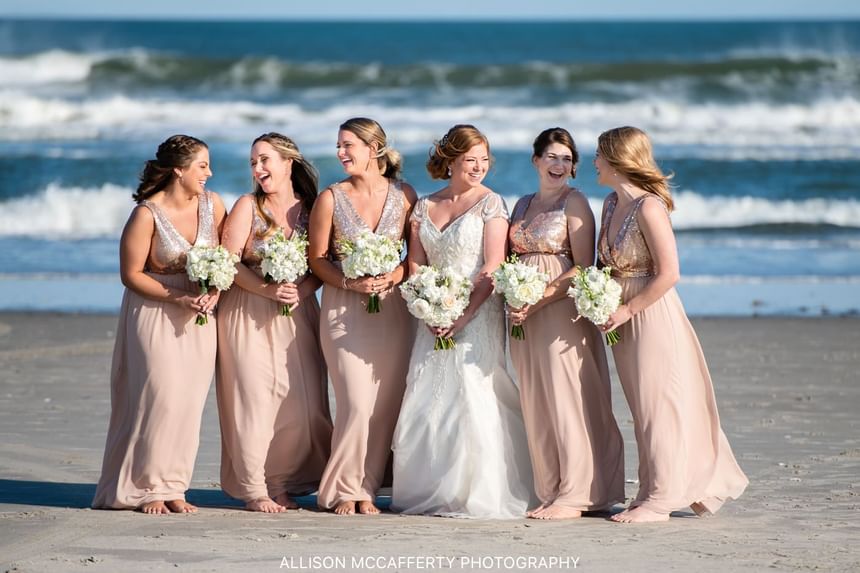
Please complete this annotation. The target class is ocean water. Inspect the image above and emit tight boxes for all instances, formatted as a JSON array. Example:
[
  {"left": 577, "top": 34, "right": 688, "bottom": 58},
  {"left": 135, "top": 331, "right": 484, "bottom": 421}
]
[{"left": 0, "top": 19, "right": 858, "bottom": 315}]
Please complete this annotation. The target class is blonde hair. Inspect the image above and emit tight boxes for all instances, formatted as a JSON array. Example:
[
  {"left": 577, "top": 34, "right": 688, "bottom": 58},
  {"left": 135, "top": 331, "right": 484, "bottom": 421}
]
[
  {"left": 251, "top": 132, "right": 319, "bottom": 239},
  {"left": 426, "top": 124, "right": 491, "bottom": 180},
  {"left": 134, "top": 134, "right": 207, "bottom": 203},
  {"left": 339, "top": 117, "right": 402, "bottom": 179},
  {"left": 597, "top": 126, "right": 674, "bottom": 212}
]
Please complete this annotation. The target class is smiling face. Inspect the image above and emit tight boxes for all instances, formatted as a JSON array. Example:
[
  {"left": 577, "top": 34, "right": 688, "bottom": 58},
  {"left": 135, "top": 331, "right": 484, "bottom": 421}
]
[
  {"left": 336, "top": 129, "right": 374, "bottom": 176},
  {"left": 450, "top": 143, "right": 490, "bottom": 189},
  {"left": 534, "top": 142, "right": 574, "bottom": 190},
  {"left": 250, "top": 140, "right": 292, "bottom": 194},
  {"left": 176, "top": 147, "right": 212, "bottom": 194}
]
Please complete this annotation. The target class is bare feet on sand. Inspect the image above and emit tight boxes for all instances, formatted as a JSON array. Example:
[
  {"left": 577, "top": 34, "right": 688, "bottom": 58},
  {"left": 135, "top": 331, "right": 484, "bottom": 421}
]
[
  {"left": 246, "top": 497, "right": 286, "bottom": 513},
  {"left": 138, "top": 500, "right": 170, "bottom": 515},
  {"left": 333, "top": 501, "right": 356, "bottom": 515},
  {"left": 610, "top": 506, "right": 669, "bottom": 523},
  {"left": 273, "top": 493, "right": 299, "bottom": 510},
  {"left": 165, "top": 500, "right": 198, "bottom": 514},
  {"left": 357, "top": 501, "right": 380, "bottom": 515},
  {"left": 526, "top": 503, "right": 549, "bottom": 518},
  {"left": 532, "top": 504, "right": 582, "bottom": 520}
]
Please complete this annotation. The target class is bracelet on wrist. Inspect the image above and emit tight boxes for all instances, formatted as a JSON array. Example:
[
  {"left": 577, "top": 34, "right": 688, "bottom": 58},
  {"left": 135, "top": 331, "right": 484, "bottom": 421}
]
[{"left": 341, "top": 276, "right": 349, "bottom": 291}]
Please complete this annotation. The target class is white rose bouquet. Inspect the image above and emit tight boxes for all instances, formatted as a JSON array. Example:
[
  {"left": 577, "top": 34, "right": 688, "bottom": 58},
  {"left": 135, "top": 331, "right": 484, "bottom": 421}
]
[
  {"left": 185, "top": 244, "right": 240, "bottom": 325},
  {"left": 258, "top": 229, "right": 309, "bottom": 317},
  {"left": 338, "top": 231, "right": 403, "bottom": 313},
  {"left": 399, "top": 265, "right": 472, "bottom": 350},
  {"left": 568, "top": 265, "right": 623, "bottom": 345},
  {"left": 493, "top": 254, "right": 549, "bottom": 340}
]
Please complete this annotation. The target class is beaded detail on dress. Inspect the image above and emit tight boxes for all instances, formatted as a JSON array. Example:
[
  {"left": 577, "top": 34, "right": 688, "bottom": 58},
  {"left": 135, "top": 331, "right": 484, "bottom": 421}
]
[
  {"left": 242, "top": 196, "right": 310, "bottom": 271},
  {"left": 509, "top": 188, "right": 572, "bottom": 258},
  {"left": 329, "top": 180, "right": 405, "bottom": 261},
  {"left": 142, "top": 191, "right": 218, "bottom": 274},
  {"left": 597, "top": 192, "right": 665, "bottom": 278}
]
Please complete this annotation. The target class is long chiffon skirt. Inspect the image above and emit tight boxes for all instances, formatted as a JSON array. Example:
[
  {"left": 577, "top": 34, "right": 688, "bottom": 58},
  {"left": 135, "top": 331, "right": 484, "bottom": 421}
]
[
  {"left": 92, "top": 273, "right": 216, "bottom": 509},
  {"left": 216, "top": 285, "right": 332, "bottom": 502},
  {"left": 510, "top": 253, "right": 625, "bottom": 511},
  {"left": 317, "top": 285, "right": 415, "bottom": 508},
  {"left": 611, "top": 277, "right": 748, "bottom": 515}
]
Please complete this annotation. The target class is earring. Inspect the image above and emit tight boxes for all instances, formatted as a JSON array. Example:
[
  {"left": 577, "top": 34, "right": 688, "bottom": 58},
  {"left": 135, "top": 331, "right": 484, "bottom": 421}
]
[{"left": 447, "top": 166, "right": 452, "bottom": 176}]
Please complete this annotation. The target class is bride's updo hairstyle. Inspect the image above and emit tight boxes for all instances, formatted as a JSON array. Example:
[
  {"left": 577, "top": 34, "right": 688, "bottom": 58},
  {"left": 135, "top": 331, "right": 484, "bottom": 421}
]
[
  {"left": 426, "top": 124, "right": 492, "bottom": 180},
  {"left": 339, "top": 117, "right": 402, "bottom": 180},
  {"left": 597, "top": 126, "right": 674, "bottom": 212},
  {"left": 133, "top": 134, "right": 208, "bottom": 204}
]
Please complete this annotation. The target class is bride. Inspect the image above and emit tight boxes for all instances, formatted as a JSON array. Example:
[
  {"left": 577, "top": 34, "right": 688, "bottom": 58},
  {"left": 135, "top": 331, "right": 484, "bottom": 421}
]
[{"left": 391, "top": 125, "right": 534, "bottom": 518}]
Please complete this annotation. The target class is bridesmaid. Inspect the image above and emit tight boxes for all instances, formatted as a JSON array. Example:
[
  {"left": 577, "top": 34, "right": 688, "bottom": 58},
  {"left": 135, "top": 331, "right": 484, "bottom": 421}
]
[
  {"left": 93, "top": 135, "right": 226, "bottom": 514},
  {"left": 216, "top": 133, "right": 333, "bottom": 513},
  {"left": 308, "top": 117, "right": 417, "bottom": 515},
  {"left": 594, "top": 126, "right": 748, "bottom": 523},
  {"left": 508, "top": 127, "right": 625, "bottom": 520}
]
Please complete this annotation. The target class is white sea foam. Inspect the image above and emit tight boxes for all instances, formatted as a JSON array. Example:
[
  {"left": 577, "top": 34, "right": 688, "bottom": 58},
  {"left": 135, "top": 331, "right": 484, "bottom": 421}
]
[
  {"left": 1, "top": 183, "right": 856, "bottom": 239},
  {"left": 1, "top": 91, "right": 858, "bottom": 160},
  {"left": 0, "top": 183, "right": 237, "bottom": 238},
  {"left": 0, "top": 50, "right": 104, "bottom": 86}
]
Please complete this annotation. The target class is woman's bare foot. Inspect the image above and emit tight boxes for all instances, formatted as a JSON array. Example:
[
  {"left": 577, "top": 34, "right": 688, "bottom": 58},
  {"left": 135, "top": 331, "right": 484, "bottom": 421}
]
[
  {"left": 357, "top": 500, "right": 380, "bottom": 515},
  {"left": 333, "top": 501, "right": 356, "bottom": 515},
  {"left": 610, "top": 506, "right": 669, "bottom": 523},
  {"left": 138, "top": 500, "right": 170, "bottom": 515},
  {"left": 273, "top": 493, "right": 299, "bottom": 510},
  {"left": 246, "top": 497, "right": 286, "bottom": 513},
  {"left": 534, "top": 504, "right": 582, "bottom": 520},
  {"left": 526, "top": 503, "right": 549, "bottom": 518},
  {"left": 164, "top": 500, "right": 198, "bottom": 514}
]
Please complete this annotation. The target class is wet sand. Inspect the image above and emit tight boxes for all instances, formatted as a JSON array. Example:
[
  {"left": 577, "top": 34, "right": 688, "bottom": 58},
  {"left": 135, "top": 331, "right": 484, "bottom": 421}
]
[{"left": 1, "top": 312, "right": 858, "bottom": 572}]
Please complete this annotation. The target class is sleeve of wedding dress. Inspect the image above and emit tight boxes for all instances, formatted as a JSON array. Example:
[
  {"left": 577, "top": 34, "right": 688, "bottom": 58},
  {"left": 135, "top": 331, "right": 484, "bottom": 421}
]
[
  {"left": 409, "top": 197, "right": 426, "bottom": 224},
  {"left": 481, "top": 192, "right": 509, "bottom": 222}
]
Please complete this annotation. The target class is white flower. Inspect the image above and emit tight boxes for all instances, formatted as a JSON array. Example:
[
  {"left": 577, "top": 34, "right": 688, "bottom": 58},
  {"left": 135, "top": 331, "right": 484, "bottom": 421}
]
[
  {"left": 338, "top": 231, "right": 402, "bottom": 279},
  {"left": 492, "top": 255, "right": 549, "bottom": 310},
  {"left": 400, "top": 265, "right": 472, "bottom": 328}
]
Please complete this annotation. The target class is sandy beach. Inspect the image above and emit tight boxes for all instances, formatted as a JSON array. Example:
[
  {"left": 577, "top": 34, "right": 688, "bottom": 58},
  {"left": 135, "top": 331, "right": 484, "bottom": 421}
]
[{"left": 0, "top": 312, "right": 858, "bottom": 572}]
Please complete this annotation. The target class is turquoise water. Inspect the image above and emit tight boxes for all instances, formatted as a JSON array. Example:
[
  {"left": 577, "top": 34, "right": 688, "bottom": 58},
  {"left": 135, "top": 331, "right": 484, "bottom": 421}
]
[{"left": 0, "top": 19, "right": 858, "bottom": 315}]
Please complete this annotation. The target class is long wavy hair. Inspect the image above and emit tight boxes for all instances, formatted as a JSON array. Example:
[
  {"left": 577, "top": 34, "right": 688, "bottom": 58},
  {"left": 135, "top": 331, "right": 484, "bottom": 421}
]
[
  {"left": 251, "top": 132, "right": 319, "bottom": 239},
  {"left": 133, "top": 135, "right": 207, "bottom": 203},
  {"left": 597, "top": 126, "right": 674, "bottom": 212},
  {"left": 426, "top": 124, "right": 492, "bottom": 180},
  {"left": 339, "top": 117, "right": 402, "bottom": 180}
]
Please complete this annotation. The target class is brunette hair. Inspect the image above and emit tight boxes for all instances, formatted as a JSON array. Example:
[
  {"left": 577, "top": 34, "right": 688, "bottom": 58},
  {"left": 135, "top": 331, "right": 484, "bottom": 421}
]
[
  {"left": 533, "top": 127, "right": 579, "bottom": 178},
  {"left": 133, "top": 135, "right": 207, "bottom": 203}
]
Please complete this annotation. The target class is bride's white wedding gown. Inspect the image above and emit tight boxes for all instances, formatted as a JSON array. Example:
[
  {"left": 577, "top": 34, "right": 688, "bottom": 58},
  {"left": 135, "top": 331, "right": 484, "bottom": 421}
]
[{"left": 391, "top": 193, "right": 535, "bottom": 519}]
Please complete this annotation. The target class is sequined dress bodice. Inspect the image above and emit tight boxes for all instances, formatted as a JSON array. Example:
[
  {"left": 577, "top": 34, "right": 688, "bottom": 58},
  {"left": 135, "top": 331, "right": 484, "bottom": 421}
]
[
  {"left": 142, "top": 191, "right": 218, "bottom": 274},
  {"left": 509, "top": 189, "right": 573, "bottom": 259},
  {"left": 597, "top": 193, "right": 661, "bottom": 278},
  {"left": 329, "top": 180, "right": 406, "bottom": 261},
  {"left": 241, "top": 196, "right": 309, "bottom": 272}
]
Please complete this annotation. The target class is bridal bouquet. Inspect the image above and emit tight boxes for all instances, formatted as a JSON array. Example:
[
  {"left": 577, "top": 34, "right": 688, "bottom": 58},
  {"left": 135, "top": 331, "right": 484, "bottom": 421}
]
[
  {"left": 400, "top": 265, "right": 472, "bottom": 350},
  {"left": 338, "top": 231, "right": 403, "bottom": 313},
  {"left": 492, "top": 254, "right": 549, "bottom": 340},
  {"left": 258, "top": 229, "right": 309, "bottom": 317},
  {"left": 185, "top": 245, "right": 240, "bottom": 325},
  {"left": 568, "top": 265, "right": 623, "bottom": 345}
]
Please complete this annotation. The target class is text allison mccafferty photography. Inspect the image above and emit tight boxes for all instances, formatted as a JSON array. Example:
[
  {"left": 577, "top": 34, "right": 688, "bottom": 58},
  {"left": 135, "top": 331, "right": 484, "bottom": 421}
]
[{"left": 279, "top": 554, "right": 582, "bottom": 570}]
